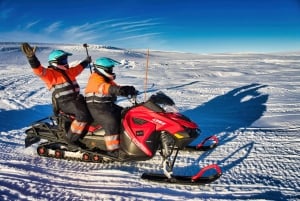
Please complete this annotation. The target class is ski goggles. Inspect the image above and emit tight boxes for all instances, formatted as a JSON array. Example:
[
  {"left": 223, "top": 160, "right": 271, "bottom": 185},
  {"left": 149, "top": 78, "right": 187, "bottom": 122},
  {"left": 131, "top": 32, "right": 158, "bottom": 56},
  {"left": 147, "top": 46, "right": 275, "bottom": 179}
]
[{"left": 57, "top": 57, "right": 68, "bottom": 65}]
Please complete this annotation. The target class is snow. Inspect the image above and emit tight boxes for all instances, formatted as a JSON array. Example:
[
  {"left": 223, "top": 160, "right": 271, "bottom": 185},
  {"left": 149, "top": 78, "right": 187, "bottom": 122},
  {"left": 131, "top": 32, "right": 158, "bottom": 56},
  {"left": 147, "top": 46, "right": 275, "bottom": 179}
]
[{"left": 0, "top": 42, "right": 299, "bottom": 200}]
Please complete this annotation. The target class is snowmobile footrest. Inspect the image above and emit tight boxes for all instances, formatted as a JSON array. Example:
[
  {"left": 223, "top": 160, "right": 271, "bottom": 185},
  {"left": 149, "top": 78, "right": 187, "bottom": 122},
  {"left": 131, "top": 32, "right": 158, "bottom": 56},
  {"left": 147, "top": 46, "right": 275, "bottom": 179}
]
[{"left": 185, "top": 135, "right": 219, "bottom": 151}]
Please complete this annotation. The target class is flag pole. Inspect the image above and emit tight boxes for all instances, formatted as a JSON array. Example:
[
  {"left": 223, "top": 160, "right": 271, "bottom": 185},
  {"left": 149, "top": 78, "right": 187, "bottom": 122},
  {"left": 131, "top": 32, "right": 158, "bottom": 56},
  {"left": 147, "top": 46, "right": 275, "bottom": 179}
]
[{"left": 144, "top": 49, "right": 150, "bottom": 101}]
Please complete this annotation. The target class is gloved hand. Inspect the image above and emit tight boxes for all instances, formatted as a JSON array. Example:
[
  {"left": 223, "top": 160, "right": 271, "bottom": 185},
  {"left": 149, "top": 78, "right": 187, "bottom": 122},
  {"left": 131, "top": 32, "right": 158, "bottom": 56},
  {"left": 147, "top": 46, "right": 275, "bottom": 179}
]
[
  {"left": 84, "top": 56, "right": 92, "bottom": 63},
  {"left": 21, "top": 43, "right": 36, "bottom": 57},
  {"left": 119, "top": 86, "right": 136, "bottom": 97},
  {"left": 20, "top": 43, "right": 40, "bottom": 68},
  {"left": 80, "top": 56, "right": 92, "bottom": 68}
]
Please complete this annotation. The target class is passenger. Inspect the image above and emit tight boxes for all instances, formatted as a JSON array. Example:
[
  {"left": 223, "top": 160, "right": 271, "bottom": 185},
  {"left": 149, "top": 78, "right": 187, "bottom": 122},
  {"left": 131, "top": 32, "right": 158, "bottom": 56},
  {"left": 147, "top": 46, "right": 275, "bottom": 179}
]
[{"left": 21, "top": 43, "right": 92, "bottom": 145}]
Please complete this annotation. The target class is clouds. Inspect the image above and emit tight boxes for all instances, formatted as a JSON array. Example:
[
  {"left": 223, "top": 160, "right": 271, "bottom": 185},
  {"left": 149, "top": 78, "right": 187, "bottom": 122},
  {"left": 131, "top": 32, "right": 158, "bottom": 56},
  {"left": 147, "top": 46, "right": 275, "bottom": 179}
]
[
  {"left": 1, "top": 0, "right": 300, "bottom": 53},
  {"left": 0, "top": 0, "right": 15, "bottom": 20},
  {"left": 24, "top": 20, "right": 41, "bottom": 30},
  {"left": 0, "top": 0, "right": 165, "bottom": 49},
  {"left": 1, "top": 10, "right": 164, "bottom": 50},
  {"left": 0, "top": 7, "right": 14, "bottom": 20},
  {"left": 44, "top": 21, "right": 62, "bottom": 34}
]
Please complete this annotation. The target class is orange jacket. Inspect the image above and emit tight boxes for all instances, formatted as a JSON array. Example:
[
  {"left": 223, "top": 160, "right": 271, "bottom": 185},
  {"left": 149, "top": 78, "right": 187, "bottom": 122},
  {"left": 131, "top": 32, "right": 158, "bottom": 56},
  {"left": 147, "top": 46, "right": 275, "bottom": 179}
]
[
  {"left": 33, "top": 64, "right": 84, "bottom": 101},
  {"left": 33, "top": 64, "right": 84, "bottom": 90},
  {"left": 85, "top": 72, "right": 119, "bottom": 103},
  {"left": 85, "top": 72, "right": 117, "bottom": 94}
]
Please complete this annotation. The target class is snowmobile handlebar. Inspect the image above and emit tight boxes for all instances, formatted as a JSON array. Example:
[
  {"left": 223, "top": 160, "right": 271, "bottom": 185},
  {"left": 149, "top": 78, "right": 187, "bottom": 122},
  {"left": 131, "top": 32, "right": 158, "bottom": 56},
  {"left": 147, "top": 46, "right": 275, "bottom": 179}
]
[{"left": 127, "top": 90, "right": 139, "bottom": 105}]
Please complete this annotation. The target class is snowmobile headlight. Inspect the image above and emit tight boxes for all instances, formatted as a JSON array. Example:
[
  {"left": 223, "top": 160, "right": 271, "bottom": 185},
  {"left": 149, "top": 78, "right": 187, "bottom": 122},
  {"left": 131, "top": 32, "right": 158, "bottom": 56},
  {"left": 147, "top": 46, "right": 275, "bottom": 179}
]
[
  {"left": 174, "top": 131, "right": 190, "bottom": 139},
  {"left": 173, "top": 131, "right": 195, "bottom": 148},
  {"left": 174, "top": 133, "right": 184, "bottom": 139}
]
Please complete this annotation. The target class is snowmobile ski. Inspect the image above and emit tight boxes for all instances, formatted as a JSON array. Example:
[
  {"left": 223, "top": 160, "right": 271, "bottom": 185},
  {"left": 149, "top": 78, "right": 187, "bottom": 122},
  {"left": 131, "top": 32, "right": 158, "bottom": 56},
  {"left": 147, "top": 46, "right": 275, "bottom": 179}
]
[{"left": 141, "top": 164, "right": 222, "bottom": 185}]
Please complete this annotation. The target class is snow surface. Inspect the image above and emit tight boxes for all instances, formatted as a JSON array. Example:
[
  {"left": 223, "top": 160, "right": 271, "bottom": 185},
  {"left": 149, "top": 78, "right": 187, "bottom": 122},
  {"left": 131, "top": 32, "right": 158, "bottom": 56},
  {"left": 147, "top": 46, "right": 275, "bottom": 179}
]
[{"left": 0, "top": 42, "right": 299, "bottom": 201}]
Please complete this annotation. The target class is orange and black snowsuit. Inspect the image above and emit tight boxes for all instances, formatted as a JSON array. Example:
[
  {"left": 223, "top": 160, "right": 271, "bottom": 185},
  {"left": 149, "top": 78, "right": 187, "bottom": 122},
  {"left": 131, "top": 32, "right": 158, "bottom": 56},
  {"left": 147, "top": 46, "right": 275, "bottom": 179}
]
[
  {"left": 85, "top": 72, "right": 122, "bottom": 151},
  {"left": 27, "top": 55, "right": 91, "bottom": 142}
]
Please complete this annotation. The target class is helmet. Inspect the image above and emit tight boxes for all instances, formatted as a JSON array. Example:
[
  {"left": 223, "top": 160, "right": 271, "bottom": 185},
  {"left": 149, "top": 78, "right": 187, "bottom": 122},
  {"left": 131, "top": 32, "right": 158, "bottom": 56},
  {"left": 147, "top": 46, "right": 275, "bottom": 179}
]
[
  {"left": 93, "top": 57, "right": 120, "bottom": 80},
  {"left": 48, "top": 50, "right": 72, "bottom": 70}
]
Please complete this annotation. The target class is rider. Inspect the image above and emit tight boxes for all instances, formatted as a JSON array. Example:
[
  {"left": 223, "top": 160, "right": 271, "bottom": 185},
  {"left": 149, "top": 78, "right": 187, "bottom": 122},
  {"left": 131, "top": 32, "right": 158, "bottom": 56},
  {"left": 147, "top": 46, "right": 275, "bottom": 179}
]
[
  {"left": 21, "top": 43, "right": 92, "bottom": 145},
  {"left": 85, "top": 57, "right": 136, "bottom": 151}
]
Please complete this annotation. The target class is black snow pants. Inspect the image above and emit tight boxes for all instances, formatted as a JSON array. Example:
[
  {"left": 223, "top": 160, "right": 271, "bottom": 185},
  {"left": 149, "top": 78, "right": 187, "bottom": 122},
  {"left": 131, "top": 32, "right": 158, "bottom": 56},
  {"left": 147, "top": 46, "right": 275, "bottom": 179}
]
[{"left": 87, "top": 102, "right": 122, "bottom": 135}]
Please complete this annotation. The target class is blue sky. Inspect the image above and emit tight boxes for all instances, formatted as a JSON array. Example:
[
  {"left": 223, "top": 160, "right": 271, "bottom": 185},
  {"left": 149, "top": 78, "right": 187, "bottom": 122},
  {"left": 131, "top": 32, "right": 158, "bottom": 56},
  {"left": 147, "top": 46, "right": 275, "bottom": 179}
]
[{"left": 1, "top": 0, "right": 300, "bottom": 53}]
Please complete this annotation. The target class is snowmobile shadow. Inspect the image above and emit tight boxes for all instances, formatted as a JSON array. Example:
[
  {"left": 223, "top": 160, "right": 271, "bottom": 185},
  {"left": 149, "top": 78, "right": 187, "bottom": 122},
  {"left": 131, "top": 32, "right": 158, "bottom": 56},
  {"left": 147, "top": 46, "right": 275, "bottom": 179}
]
[
  {"left": 175, "top": 83, "right": 268, "bottom": 184},
  {"left": 183, "top": 83, "right": 269, "bottom": 144},
  {"left": 0, "top": 104, "right": 52, "bottom": 132},
  {"left": 218, "top": 141, "right": 254, "bottom": 172}
]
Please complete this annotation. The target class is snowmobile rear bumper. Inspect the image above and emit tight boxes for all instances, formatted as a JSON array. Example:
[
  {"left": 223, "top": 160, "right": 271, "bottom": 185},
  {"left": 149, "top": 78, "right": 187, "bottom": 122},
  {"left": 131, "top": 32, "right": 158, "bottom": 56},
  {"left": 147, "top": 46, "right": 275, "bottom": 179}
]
[{"left": 25, "top": 135, "right": 40, "bottom": 147}]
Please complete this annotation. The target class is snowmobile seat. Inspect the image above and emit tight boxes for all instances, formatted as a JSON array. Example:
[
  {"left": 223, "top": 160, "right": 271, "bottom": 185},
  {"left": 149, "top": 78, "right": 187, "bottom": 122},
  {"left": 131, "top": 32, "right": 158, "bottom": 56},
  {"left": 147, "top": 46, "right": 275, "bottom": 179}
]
[{"left": 85, "top": 124, "right": 105, "bottom": 136}]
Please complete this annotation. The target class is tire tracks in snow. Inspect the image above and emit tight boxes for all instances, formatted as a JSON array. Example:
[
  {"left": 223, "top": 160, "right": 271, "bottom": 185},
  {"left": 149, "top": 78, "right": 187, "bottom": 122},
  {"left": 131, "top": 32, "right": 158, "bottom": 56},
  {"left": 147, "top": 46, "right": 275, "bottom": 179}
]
[{"left": 0, "top": 72, "right": 48, "bottom": 110}]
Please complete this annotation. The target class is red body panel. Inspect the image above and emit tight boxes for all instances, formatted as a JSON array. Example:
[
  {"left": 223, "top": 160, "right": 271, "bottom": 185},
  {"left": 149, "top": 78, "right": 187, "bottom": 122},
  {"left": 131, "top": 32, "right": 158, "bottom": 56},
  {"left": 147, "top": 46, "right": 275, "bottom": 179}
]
[{"left": 122, "top": 105, "right": 198, "bottom": 156}]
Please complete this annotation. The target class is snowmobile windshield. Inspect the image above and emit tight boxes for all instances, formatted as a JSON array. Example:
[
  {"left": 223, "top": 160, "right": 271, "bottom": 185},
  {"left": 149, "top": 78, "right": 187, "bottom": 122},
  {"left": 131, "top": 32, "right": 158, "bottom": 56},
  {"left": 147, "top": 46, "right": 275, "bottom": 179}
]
[
  {"left": 160, "top": 104, "right": 179, "bottom": 113},
  {"left": 148, "top": 92, "right": 179, "bottom": 113}
]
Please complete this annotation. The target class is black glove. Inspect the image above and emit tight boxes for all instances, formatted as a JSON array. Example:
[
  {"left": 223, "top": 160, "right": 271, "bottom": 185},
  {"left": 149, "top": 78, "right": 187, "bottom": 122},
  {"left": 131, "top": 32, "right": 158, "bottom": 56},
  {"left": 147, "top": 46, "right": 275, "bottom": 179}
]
[
  {"left": 21, "top": 43, "right": 40, "bottom": 68},
  {"left": 21, "top": 43, "right": 36, "bottom": 58},
  {"left": 84, "top": 56, "right": 92, "bottom": 63},
  {"left": 119, "top": 86, "right": 136, "bottom": 97},
  {"left": 80, "top": 56, "right": 92, "bottom": 68}
]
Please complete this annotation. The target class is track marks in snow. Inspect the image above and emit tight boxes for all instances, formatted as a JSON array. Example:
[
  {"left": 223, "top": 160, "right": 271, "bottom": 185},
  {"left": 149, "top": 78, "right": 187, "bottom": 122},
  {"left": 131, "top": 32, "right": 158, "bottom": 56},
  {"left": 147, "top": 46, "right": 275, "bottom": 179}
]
[
  {"left": 207, "top": 129, "right": 300, "bottom": 199},
  {"left": 0, "top": 73, "right": 48, "bottom": 110}
]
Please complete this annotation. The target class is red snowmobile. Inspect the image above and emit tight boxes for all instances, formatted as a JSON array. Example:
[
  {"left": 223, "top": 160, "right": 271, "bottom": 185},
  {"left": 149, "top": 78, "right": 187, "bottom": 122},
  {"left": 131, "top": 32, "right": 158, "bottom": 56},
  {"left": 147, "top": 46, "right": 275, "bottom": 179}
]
[{"left": 25, "top": 91, "right": 221, "bottom": 185}]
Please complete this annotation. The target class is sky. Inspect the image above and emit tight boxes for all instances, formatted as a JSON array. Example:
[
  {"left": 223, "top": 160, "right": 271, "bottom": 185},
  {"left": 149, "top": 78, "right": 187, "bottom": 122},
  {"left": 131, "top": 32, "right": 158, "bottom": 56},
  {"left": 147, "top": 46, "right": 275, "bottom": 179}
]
[{"left": 0, "top": 0, "right": 300, "bottom": 53}]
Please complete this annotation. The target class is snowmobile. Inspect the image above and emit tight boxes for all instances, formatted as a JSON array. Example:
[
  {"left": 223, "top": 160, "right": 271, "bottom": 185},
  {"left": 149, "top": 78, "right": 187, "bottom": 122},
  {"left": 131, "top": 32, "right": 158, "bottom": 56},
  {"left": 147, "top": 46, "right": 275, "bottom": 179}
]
[{"left": 25, "top": 91, "right": 221, "bottom": 185}]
